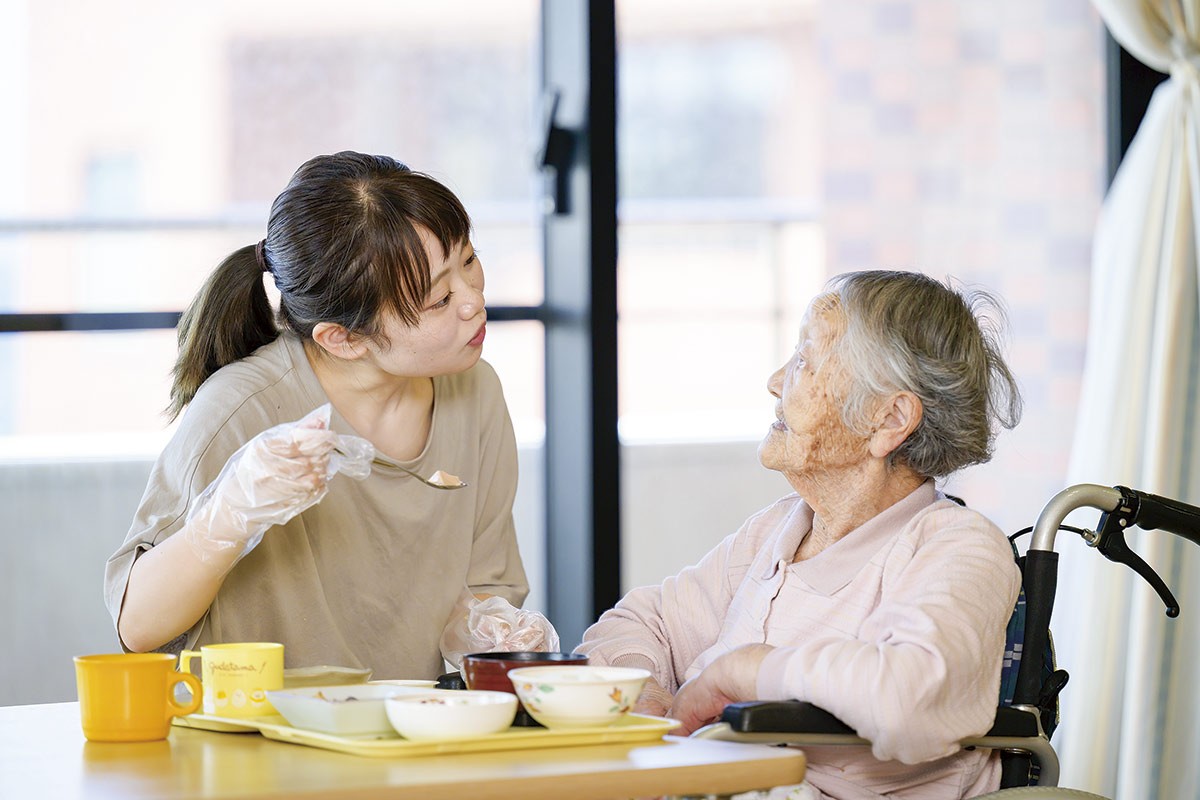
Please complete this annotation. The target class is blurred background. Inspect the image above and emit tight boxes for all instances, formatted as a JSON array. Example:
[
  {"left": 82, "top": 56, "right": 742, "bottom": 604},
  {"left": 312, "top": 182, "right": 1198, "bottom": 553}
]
[{"left": 1, "top": 0, "right": 1103, "bottom": 706}]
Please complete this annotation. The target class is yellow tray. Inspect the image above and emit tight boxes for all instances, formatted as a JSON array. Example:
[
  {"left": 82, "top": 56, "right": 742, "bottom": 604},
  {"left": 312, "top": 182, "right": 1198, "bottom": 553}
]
[{"left": 173, "top": 712, "right": 677, "bottom": 758}]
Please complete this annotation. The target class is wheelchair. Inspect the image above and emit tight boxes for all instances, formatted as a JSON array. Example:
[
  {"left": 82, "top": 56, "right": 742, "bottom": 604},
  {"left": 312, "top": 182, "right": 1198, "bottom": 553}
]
[{"left": 690, "top": 483, "right": 1200, "bottom": 799}]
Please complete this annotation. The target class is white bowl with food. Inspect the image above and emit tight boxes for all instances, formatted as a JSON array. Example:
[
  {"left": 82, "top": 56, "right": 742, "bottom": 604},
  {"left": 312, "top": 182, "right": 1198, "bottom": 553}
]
[
  {"left": 265, "top": 683, "right": 438, "bottom": 736},
  {"left": 384, "top": 690, "right": 518, "bottom": 741},
  {"left": 506, "top": 665, "right": 650, "bottom": 729}
]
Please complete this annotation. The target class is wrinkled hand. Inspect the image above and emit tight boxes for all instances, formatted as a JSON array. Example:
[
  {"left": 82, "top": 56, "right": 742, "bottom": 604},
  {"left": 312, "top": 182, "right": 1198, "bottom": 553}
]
[
  {"left": 632, "top": 677, "right": 673, "bottom": 717},
  {"left": 668, "top": 644, "right": 774, "bottom": 735},
  {"left": 184, "top": 404, "right": 372, "bottom": 566}
]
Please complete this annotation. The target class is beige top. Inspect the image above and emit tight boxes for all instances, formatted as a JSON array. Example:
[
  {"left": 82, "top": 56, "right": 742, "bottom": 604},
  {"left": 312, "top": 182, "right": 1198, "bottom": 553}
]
[{"left": 104, "top": 334, "right": 528, "bottom": 680}]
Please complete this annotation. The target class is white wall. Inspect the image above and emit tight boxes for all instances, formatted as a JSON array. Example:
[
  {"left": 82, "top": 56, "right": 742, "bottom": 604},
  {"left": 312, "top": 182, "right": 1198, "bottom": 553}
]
[
  {"left": 620, "top": 439, "right": 792, "bottom": 591},
  {"left": 1, "top": 459, "right": 139, "bottom": 705},
  {"left": 1, "top": 441, "right": 789, "bottom": 706}
]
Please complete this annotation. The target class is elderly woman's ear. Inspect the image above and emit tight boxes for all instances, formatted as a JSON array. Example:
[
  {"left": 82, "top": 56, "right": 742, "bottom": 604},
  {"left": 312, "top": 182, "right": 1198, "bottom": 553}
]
[{"left": 869, "top": 391, "right": 923, "bottom": 460}]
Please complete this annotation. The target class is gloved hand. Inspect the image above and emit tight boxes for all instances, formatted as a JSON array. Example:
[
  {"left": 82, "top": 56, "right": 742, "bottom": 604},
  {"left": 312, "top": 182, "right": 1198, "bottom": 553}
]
[
  {"left": 182, "top": 404, "right": 373, "bottom": 569},
  {"left": 439, "top": 588, "right": 561, "bottom": 671}
]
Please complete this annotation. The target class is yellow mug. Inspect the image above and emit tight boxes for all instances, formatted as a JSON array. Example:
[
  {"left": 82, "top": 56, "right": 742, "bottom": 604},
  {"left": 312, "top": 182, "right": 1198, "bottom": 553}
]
[
  {"left": 180, "top": 642, "right": 284, "bottom": 718},
  {"left": 74, "top": 653, "right": 202, "bottom": 742}
]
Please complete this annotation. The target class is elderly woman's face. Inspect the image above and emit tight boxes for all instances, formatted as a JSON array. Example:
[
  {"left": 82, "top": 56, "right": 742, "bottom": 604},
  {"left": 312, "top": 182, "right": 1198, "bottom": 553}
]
[{"left": 759, "top": 303, "right": 872, "bottom": 479}]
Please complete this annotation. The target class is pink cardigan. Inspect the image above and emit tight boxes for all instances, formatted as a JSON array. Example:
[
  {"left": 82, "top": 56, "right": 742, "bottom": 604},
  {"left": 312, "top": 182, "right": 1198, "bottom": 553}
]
[{"left": 578, "top": 482, "right": 1021, "bottom": 799}]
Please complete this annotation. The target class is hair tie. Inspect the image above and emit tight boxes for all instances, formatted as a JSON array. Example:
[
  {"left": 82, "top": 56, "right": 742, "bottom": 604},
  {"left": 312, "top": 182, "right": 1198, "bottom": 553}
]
[{"left": 255, "top": 239, "right": 269, "bottom": 272}]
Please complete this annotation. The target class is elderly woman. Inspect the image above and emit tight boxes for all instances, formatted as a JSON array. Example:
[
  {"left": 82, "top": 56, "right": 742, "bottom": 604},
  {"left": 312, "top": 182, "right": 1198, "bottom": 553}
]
[{"left": 577, "top": 270, "right": 1024, "bottom": 799}]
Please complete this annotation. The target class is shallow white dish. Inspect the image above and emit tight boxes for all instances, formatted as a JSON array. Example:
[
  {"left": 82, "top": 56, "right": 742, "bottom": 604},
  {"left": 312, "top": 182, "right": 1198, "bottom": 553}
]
[
  {"left": 385, "top": 690, "right": 518, "bottom": 742},
  {"left": 368, "top": 679, "right": 439, "bottom": 689},
  {"left": 266, "top": 683, "right": 442, "bottom": 736},
  {"left": 506, "top": 665, "right": 650, "bottom": 729},
  {"left": 282, "top": 665, "right": 373, "bottom": 688}
]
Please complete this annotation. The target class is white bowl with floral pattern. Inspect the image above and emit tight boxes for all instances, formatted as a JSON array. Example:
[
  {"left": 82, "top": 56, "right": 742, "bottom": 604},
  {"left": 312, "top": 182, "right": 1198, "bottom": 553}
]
[{"left": 506, "top": 665, "right": 650, "bottom": 729}]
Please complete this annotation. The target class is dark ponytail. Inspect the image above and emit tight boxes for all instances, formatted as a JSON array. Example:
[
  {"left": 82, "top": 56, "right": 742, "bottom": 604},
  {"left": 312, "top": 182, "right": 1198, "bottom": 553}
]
[{"left": 167, "top": 245, "right": 278, "bottom": 420}]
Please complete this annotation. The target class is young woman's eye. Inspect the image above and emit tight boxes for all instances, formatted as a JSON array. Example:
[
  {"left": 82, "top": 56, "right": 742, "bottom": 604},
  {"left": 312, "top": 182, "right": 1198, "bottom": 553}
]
[
  {"left": 431, "top": 292, "right": 454, "bottom": 310},
  {"left": 465, "top": 250, "right": 479, "bottom": 267}
]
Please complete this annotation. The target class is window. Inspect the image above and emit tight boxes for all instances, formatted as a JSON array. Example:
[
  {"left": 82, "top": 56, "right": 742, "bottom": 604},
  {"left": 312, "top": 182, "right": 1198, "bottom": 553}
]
[
  {"left": 2, "top": 3, "right": 578, "bottom": 705},
  {"left": 0, "top": 1, "right": 542, "bottom": 444},
  {"left": 616, "top": 0, "right": 1107, "bottom": 586},
  {"left": 0, "top": 2, "right": 550, "bottom": 633}
]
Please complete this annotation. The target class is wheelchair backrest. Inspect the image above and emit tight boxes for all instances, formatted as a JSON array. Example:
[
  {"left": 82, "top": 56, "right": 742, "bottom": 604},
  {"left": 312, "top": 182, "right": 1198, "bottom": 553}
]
[
  {"left": 944, "top": 495, "right": 1060, "bottom": 738},
  {"left": 999, "top": 545, "right": 1059, "bottom": 737}
]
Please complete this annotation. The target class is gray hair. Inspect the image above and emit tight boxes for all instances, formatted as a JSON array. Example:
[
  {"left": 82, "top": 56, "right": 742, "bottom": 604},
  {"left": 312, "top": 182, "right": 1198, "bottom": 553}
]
[{"left": 823, "top": 270, "right": 1023, "bottom": 478}]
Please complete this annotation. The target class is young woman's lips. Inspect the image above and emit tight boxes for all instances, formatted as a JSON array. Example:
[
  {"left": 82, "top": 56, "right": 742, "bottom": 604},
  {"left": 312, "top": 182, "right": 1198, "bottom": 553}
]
[{"left": 468, "top": 323, "right": 487, "bottom": 347}]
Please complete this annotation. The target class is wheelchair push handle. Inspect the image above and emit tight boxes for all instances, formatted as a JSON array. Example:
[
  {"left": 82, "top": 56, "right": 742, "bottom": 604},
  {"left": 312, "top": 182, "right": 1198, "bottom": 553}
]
[
  {"left": 1030, "top": 483, "right": 1200, "bottom": 618},
  {"left": 1121, "top": 487, "right": 1200, "bottom": 546}
]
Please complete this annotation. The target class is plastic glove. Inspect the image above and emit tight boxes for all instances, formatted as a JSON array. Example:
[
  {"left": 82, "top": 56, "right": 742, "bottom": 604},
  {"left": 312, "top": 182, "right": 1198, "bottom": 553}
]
[
  {"left": 182, "top": 404, "right": 373, "bottom": 569},
  {"left": 439, "top": 588, "right": 561, "bottom": 671}
]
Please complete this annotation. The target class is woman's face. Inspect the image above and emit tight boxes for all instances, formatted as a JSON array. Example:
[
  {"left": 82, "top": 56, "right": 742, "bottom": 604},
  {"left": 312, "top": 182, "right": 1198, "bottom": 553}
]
[
  {"left": 758, "top": 301, "right": 872, "bottom": 480},
  {"left": 367, "top": 229, "right": 488, "bottom": 378}
]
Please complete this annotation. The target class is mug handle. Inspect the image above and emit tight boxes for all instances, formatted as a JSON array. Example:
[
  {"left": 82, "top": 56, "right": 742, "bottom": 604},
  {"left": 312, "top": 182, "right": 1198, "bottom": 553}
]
[
  {"left": 167, "top": 672, "right": 203, "bottom": 718},
  {"left": 179, "top": 649, "right": 199, "bottom": 677}
]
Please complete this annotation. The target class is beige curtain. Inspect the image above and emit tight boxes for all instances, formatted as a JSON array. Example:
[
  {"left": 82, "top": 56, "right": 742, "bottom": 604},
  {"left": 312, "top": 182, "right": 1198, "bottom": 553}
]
[{"left": 1055, "top": 1, "right": 1200, "bottom": 797}]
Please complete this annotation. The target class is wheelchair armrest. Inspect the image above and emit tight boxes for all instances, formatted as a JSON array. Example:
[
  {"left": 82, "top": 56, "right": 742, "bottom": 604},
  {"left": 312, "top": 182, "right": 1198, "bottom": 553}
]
[
  {"left": 720, "top": 701, "right": 1041, "bottom": 740},
  {"left": 702, "top": 701, "right": 1056, "bottom": 788},
  {"left": 985, "top": 705, "right": 1042, "bottom": 738},
  {"left": 719, "top": 700, "right": 855, "bottom": 735}
]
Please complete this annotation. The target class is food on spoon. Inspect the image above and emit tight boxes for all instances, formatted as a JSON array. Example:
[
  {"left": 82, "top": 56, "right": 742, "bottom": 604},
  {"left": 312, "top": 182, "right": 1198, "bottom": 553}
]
[{"left": 427, "top": 470, "right": 463, "bottom": 488}]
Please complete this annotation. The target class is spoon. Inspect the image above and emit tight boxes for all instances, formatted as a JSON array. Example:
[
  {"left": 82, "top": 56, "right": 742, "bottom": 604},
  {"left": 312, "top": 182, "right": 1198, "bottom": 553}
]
[
  {"left": 334, "top": 447, "right": 469, "bottom": 490},
  {"left": 372, "top": 459, "right": 469, "bottom": 490}
]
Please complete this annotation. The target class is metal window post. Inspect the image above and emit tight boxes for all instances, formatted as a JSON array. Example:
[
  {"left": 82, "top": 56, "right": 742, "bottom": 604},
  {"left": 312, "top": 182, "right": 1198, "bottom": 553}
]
[{"left": 540, "top": 0, "right": 620, "bottom": 649}]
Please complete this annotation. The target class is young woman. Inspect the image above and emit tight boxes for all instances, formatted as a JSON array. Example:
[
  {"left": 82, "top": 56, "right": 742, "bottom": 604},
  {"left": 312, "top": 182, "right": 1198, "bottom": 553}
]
[{"left": 105, "top": 152, "right": 531, "bottom": 680}]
